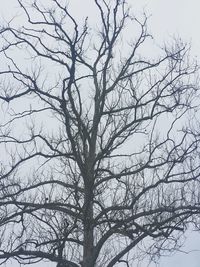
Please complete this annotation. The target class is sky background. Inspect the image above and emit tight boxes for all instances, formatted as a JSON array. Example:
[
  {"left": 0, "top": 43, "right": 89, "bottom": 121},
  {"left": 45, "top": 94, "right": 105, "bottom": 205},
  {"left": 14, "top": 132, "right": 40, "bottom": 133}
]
[{"left": 1, "top": 0, "right": 200, "bottom": 266}]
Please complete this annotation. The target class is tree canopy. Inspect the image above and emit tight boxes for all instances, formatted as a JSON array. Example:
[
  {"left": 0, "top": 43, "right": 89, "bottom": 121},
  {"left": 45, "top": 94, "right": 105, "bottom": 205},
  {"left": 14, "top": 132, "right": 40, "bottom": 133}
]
[{"left": 0, "top": 1, "right": 200, "bottom": 266}]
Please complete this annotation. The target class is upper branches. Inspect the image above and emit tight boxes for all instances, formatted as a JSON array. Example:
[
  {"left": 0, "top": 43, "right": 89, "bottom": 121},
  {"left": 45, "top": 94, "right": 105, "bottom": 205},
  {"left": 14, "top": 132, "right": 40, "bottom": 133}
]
[{"left": 0, "top": 0, "right": 199, "bottom": 266}]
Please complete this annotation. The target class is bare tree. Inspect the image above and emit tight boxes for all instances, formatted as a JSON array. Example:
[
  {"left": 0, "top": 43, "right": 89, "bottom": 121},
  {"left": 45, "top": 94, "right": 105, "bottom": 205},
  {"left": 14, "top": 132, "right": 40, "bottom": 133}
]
[{"left": 0, "top": 0, "right": 200, "bottom": 266}]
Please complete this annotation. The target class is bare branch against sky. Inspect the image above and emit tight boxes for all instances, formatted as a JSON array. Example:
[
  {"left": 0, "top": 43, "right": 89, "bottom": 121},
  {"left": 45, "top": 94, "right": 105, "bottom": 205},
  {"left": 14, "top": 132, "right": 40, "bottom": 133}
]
[{"left": 0, "top": 1, "right": 200, "bottom": 267}]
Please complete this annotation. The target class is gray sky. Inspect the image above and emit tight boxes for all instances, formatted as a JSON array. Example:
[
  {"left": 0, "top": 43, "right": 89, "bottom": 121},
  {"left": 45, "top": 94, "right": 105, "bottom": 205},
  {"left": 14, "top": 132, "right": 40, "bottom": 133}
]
[{"left": 1, "top": 0, "right": 200, "bottom": 266}]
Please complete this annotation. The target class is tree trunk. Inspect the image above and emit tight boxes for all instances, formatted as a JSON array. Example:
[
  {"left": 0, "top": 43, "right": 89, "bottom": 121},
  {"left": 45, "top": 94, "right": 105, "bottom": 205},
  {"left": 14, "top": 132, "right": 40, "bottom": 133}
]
[{"left": 82, "top": 185, "right": 94, "bottom": 267}]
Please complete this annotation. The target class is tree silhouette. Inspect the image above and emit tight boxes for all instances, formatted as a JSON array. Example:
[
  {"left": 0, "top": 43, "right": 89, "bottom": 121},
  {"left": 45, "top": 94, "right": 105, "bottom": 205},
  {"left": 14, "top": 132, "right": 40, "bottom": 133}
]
[{"left": 0, "top": 0, "right": 200, "bottom": 266}]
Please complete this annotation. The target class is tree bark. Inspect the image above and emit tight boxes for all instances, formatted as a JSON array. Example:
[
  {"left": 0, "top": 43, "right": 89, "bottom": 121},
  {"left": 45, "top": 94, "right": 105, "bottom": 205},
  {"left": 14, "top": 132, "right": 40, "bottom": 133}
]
[{"left": 82, "top": 183, "right": 94, "bottom": 267}]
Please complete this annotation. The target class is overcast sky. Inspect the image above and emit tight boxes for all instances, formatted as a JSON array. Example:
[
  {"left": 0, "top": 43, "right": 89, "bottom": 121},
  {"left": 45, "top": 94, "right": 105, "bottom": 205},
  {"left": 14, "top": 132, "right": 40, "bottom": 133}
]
[{"left": 1, "top": 1, "right": 200, "bottom": 266}]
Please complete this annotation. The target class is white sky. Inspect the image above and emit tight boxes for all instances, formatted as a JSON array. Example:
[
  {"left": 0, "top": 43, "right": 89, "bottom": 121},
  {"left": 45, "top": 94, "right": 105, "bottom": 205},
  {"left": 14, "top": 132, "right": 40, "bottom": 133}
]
[{"left": 1, "top": 0, "right": 200, "bottom": 266}]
